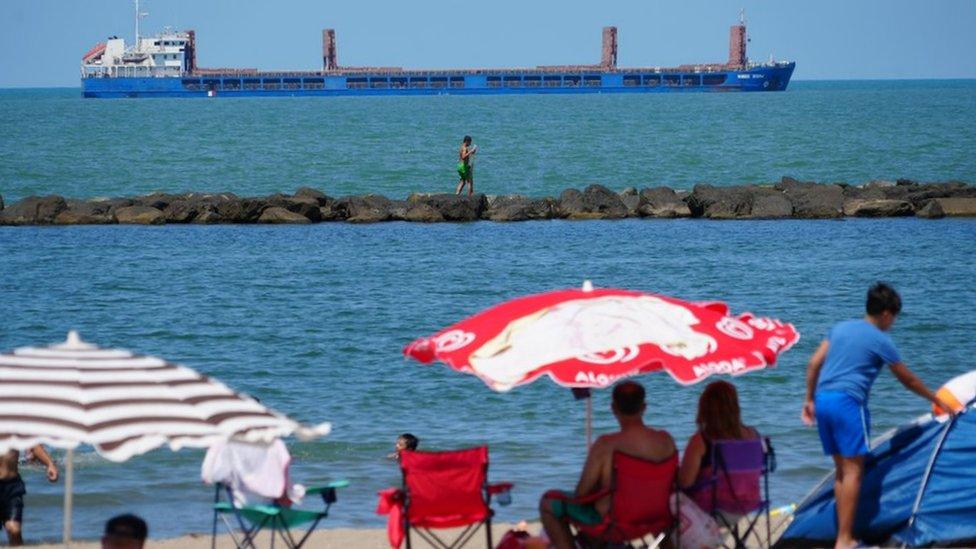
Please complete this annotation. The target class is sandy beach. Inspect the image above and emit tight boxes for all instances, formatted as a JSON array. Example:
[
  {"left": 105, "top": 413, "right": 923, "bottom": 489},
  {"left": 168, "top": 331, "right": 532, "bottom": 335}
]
[{"left": 26, "top": 515, "right": 793, "bottom": 548}]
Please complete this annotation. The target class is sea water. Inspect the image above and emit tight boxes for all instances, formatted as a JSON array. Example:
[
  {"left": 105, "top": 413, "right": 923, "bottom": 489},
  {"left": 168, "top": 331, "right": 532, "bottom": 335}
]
[
  {"left": 1, "top": 80, "right": 974, "bottom": 202},
  {"left": 0, "top": 81, "right": 975, "bottom": 542}
]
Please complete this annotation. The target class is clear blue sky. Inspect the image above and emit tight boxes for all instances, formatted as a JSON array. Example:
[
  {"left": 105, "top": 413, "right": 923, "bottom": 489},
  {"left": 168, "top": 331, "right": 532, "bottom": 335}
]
[{"left": 2, "top": 0, "right": 975, "bottom": 87}]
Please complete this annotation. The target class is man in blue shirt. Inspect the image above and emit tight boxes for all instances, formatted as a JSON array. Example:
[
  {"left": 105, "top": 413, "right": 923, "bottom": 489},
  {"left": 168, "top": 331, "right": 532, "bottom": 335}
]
[{"left": 802, "top": 282, "right": 954, "bottom": 549}]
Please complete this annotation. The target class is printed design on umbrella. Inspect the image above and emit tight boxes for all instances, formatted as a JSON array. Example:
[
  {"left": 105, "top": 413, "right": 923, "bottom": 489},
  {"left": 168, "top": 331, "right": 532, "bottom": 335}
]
[
  {"left": 467, "top": 295, "right": 718, "bottom": 390},
  {"left": 405, "top": 286, "right": 800, "bottom": 392}
]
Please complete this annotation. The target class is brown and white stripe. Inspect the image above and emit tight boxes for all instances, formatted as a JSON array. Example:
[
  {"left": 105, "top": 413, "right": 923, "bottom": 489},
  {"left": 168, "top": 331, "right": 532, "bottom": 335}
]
[{"left": 0, "top": 331, "right": 330, "bottom": 462}]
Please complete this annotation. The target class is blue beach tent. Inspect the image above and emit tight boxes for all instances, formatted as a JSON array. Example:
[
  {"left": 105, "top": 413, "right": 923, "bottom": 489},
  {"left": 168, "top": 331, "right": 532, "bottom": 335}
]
[{"left": 778, "top": 403, "right": 976, "bottom": 547}]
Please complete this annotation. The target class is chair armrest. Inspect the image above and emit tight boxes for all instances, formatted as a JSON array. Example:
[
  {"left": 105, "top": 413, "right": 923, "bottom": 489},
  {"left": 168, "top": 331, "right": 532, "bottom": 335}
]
[
  {"left": 306, "top": 480, "right": 350, "bottom": 494},
  {"left": 542, "top": 489, "right": 609, "bottom": 505},
  {"left": 306, "top": 480, "right": 349, "bottom": 505},
  {"left": 487, "top": 482, "right": 514, "bottom": 495}
]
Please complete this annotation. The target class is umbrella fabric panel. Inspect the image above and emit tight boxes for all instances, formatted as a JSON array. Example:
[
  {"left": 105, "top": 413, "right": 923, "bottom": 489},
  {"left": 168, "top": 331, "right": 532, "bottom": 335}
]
[
  {"left": 778, "top": 415, "right": 947, "bottom": 547},
  {"left": 0, "top": 335, "right": 309, "bottom": 462},
  {"left": 894, "top": 410, "right": 976, "bottom": 547},
  {"left": 405, "top": 288, "right": 799, "bottom": 391}
]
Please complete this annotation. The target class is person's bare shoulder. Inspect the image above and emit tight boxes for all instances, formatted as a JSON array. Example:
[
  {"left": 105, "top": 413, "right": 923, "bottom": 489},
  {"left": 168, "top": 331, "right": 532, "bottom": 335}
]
[{"left": 650, "top": 427, "right": 677, "bottom": 454}]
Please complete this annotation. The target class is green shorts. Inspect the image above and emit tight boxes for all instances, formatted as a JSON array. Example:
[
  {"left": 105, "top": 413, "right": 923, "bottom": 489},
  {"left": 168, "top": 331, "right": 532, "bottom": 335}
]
[
  {"left": 549, "top": 491, "right": 603, "bottom": 525},
  {"left": 456, "top": 162, "right": 471, "bottom": 180}
]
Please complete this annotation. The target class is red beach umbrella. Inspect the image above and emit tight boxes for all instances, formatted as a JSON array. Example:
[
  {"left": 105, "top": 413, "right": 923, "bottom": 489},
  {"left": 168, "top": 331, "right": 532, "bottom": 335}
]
[{"left": 404, "top": 281, "right": 799, "bottom": 444}]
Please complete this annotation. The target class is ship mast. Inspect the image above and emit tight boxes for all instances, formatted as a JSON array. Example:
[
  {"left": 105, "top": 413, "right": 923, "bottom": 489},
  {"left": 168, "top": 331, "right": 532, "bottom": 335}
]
[{"left": 134, "top": 0, "right": 148, "bottom": 52}]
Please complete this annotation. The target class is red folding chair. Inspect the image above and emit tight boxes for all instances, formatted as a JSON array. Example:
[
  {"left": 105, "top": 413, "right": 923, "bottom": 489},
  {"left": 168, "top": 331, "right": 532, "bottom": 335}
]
[
  {"left": 399, "top": 446, "right": 513, "bottom": 549},
  {"left": 547, "top": 451, "right": 679, "bottom": 548}
]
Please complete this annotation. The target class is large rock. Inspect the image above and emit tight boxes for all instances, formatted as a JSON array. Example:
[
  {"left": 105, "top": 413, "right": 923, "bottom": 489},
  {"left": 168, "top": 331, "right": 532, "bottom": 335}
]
[
  {"left": 54, "top": 200, "right": 115, "bottom": 224},
  {"left": 257, "top": 207, "right": 311, "bottom": 224},
  {"left": 0, "top": 194, "right": 4, "bottom": 211},
  {"left": 903, "top": 182, "right": 976, "bottom": 206},
  {"left": 915, "top": 200, "right": 945, "bottom": 219},
  {"left": 557, "top": 185, "right": 628, "bottom": 219},
  {"left": 294, "top": 187, "right": 334, "bottom": 207},
  {"left": 115, "top": 205, "right": 165, "bottom": 225},
  {"left": 333, "top": 195, "right": 395, "bottom": 223},
  {"left": 158, "top": 193, "right": 256, "bottom": 224},
  {"left": 685, "top": 185, "right": 751, "bottom": 219},
  {"left": 619, "top": 187, "right": 640, "bottom": 217},
  {"left": 750, "top": 193, "right": 794, "bottom": 218},
  {"left": 843, "top": 199, "right": 915, "bottom": 217},
  {"left": 775, "top": 180, "right": 844, "bottom": 219},
  {"left": 407, "top": 193, "right": 486, "bottom": 222},
  {"left": 931, "top": 197, "right": 976, "bottom": 217},
  {"left": 0, "top": 195, "right": 68, "bottom": 225},
  {"left": 403, "top": 203, "right": 445, "bottom": 223},
  {"left": 134, "top": 193, "right": 185, "bottom": 211},
  {"left": 687, "top": 185, "right": 794, "bottom": 219},
  {"left": 637, "top": 187, "right": 692, "bottom": 218},
  {"left": 485, "top": 195, "right": 556, "bottom": 222},
  {"left": 266, "top": 193, "right": 322, "bottom": 222}
]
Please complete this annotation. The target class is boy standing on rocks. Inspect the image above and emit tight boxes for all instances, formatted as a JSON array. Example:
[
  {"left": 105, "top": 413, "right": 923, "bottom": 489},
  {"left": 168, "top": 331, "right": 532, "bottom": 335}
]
[
  {"left": 802, "top": 282, "right": 954, "bottom": 549},
  {"left": 455, "top": 135, "right": 477, "bottom": 196}
]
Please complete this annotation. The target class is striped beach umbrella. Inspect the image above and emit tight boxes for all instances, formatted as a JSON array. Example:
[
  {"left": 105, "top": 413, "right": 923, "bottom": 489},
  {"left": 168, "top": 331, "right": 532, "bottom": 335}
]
[{"left": 0, "top": 331, "right": 331, "bottom": 545}]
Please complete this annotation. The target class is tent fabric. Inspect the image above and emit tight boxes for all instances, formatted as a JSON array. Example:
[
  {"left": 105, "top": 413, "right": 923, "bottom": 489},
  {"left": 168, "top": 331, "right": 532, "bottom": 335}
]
[{"left": 778, "top": 405, "right": 976, "bottom": 547}]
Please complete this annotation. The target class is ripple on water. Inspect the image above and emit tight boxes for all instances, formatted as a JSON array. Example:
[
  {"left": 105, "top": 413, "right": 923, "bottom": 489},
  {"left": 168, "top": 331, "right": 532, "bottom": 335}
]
[{"left": 1, "top": 216, "right": 975, "bottom": 540}]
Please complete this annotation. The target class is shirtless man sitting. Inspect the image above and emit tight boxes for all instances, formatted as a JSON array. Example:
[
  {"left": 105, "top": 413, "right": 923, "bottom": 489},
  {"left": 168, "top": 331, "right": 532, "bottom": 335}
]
[
  {"left": 539, "top": 381, "right": 676, "bottom": 549},
  {"left": 1, "top": 447, "right": 59, "bottom": 546}
]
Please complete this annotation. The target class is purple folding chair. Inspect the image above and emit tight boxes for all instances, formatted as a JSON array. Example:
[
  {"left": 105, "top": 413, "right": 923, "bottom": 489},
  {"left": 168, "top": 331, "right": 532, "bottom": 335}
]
[{"left": 697, "top": 437, "right": 775, "bottom": 549}]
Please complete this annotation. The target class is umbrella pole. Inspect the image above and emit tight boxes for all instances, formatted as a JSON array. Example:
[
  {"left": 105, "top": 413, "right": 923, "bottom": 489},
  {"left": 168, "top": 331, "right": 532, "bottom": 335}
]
[
  {"left": 63, "top": 447, "right": 74, "bottom": 547},
  {"left": 586, "top": 396, "right": 592, "bottom": 449}
]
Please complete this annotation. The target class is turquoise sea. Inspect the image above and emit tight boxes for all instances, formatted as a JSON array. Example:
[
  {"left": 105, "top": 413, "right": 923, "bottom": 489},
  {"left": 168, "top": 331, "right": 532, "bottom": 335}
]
[
  {"left": 1, "top": 81, "right": 975, "bottom": 202},
  {"left": 1, "top": 81, "right": 975, "bottom": 542}
]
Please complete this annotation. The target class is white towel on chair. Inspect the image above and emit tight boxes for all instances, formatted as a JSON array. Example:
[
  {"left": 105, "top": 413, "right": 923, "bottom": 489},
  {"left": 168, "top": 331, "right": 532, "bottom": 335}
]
[{"left": 202, "top": 438, "right": 305, "bottom": 506}]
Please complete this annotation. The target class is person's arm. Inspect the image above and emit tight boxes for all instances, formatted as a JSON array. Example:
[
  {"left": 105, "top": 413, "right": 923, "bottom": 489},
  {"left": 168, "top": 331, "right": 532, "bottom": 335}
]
[
  {"left": 31, "top": 445, "right": 59, "bottom": 482},
  {"left": 574, "top": 439, "right": 606, "bottom": 497},
  {"left": 678, "top": 433, "right": 705, "bottom": 489},
  {"left": 460, "top": 144, "right": 470, "bottom": 161},
  {"left": 890, "top": 363, "right": 956, "bottom": 415},
  {"left": 802, "top": 340, "right": 830, "bottom": 426}
]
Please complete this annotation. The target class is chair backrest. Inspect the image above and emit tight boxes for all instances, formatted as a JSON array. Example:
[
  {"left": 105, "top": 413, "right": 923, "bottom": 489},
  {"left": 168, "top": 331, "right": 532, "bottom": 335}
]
[
  {"left": 710, "top": 438, "right": 765, "bottom": 514},
  {"left": 400, "top": 446, "right": 489, "bottom": 523},
  {"left": 607, "top": 451, "right": 678, "bottom": 539}
]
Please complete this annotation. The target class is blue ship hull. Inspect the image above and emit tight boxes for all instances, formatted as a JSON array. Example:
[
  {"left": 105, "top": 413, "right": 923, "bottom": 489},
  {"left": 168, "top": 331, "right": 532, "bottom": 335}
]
[{"left": 81, "top": 63, "right": 795, "bottom": 98}]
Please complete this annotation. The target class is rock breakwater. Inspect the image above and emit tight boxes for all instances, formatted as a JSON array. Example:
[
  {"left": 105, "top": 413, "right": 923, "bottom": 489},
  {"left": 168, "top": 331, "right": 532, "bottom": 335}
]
[{"left": 2, "top": 178, "right": 975, "bottom": 226}]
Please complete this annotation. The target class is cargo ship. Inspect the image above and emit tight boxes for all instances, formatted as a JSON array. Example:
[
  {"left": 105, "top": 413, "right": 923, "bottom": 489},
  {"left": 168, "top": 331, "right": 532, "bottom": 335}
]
[{"left": 81, "top": 3, "right": 795, "bottom": 98}]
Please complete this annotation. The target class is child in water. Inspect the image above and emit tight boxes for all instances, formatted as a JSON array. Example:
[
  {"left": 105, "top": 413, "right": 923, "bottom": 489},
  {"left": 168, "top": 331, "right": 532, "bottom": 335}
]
[{"left": 389, "top": 433, "right": 419, "bottom": 461}]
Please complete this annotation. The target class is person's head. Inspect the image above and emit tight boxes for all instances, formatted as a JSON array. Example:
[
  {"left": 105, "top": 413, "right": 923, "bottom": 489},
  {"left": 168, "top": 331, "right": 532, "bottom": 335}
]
[
  {"left": 462, "top": 135, "right": 472, "bottom": 145},
  {"left": 866, "top": 282, "right": 901, "bottom": 331},
  {"left": 101, "top": 514, "right": 147, "bottom": 549},
  {"left": 611, "top": 380, "right": 646, "bottom": 420},
  {"left": 696, "top": 380, "right": 747, "bottom": 440},
  {"left": 396, "top": 433, "right": 419, "bottom": 453}
]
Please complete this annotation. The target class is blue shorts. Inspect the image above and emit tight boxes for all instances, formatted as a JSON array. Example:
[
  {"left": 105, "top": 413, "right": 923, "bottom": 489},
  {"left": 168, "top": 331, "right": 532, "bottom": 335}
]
[{"left": 815, "top": 391, "right": 871, "bottom": 457}]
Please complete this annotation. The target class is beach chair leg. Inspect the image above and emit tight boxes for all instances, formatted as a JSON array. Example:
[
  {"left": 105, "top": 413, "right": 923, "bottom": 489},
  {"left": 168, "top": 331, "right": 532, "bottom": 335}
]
[
  {"left": 485, "top": 518, "right": 493, "bottom": 549},
  {"left": 290, "top": 515, "right": 324, "bottom": 549}
]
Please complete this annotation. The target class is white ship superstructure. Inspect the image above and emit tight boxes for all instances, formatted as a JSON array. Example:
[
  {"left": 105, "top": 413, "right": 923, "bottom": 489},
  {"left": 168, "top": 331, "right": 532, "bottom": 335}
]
[{"left": 81, "top": 0, "right": 190, "bottom": 78}]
